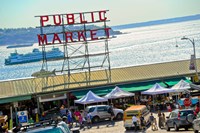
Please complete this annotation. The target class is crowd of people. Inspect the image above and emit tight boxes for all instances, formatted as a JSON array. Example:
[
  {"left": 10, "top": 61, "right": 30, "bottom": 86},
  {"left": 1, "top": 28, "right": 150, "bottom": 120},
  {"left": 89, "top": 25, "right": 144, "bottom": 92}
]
[
  {"left": 59, "top": 104, "right": 93, "bottom": 130},
  {"left": 131, "top": 111, "right": 166, "bottom": 132}
]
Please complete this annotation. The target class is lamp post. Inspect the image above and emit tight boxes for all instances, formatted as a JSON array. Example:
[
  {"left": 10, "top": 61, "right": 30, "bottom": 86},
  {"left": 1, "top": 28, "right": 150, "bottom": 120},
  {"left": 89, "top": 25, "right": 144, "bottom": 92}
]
[{"left": 181, "top": 37, "right": 199, "bottom": 82}]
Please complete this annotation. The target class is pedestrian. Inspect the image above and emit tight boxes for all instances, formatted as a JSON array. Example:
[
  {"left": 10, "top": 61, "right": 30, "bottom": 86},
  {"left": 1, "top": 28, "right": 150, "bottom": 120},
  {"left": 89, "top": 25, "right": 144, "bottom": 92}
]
[
  {"left": 107, "top": 104, "right": 115, "bottom": 126},
  {"left": 152, "top": 118, "right": 158, "bottom": 131},
  {"left": 162, "top": 113, "right": 166, "bottom": 128},
  {"left": 60, "top": 104, "right": 67, "bottom": 117},
  {"left": 67, "top": 111, "right": 73, "bottom": 129},
  {"left": 74, "top": 109, "right": 81, "bottom": 126},
  {"left": 195, "top": 103, "right": 200, "bottom": 115},
  {"left": 78, "top": 114, "right": 83, "bottom": 128},
  {"left": 166, "top": 103, "right": 172, "bottom": 112},
  {"left": 62, "top": 116, "right": 68, "bottom": 123},
  {"left": 149, "top": 113, "right": 154, "bottom": 131},
  {"left": 140, "top": 115, "right": 146, "bottom": 131},
  {"left": 86, "top": 111, "right": 92, "bottom": 129},
  {"left": 132, "top": 114, "right": 138, "bottom": 132},
  {"left": 158, "top": 110, "right": 163, "bottom": 129}
]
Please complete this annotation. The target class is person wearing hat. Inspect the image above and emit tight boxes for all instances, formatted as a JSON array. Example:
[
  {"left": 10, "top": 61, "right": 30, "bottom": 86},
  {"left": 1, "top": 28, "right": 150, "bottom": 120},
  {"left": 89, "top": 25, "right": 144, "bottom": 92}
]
[{"left": 62, "top": 116, "right": 68, "bottom": 123}]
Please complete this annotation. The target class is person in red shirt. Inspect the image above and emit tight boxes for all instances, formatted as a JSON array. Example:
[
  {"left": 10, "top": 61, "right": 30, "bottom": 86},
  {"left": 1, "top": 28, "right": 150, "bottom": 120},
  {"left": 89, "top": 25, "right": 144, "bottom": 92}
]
[{"left": 195, "top": 103, "right": 200, "bottom": 115}]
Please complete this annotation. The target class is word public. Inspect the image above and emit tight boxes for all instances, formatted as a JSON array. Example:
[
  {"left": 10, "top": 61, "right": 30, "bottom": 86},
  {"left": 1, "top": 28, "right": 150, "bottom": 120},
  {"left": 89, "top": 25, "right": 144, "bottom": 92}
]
[{"left": 37, "top": 10, "right": 111, "bottom": 46}]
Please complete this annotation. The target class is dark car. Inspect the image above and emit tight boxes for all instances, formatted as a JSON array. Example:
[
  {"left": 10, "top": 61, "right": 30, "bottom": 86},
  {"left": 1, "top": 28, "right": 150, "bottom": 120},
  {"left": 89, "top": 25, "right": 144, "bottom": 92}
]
[
  {"left": 41, "top": 107, "right": 62, "bottom": 121},
  {"left": 26, "top": 121, "right": 71, "bottom": 133},
  {"left": 165, "top": 109, "right": 195, "bottom": 131}
]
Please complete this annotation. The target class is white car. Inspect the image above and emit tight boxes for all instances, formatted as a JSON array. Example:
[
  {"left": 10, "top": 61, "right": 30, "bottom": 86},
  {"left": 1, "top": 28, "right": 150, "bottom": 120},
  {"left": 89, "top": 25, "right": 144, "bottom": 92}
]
[{"left": 85, "top": 105, "right": 124, "bottom": 123}]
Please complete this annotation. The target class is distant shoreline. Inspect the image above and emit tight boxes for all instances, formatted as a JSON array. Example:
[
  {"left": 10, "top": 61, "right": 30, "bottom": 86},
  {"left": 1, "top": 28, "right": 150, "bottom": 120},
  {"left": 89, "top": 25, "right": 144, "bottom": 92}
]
[
  {"left": 6, "top": 43, "right": 33, "bottom": 48},
  {"left": 112, "top": 14, "right": 200, "bottom": 30}
]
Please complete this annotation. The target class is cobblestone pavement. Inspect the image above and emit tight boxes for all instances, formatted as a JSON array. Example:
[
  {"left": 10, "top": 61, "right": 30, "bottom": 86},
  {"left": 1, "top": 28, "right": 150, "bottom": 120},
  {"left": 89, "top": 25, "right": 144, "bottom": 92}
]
[{"left": 80, "top": 112, "right": 194, "bottom": 133}]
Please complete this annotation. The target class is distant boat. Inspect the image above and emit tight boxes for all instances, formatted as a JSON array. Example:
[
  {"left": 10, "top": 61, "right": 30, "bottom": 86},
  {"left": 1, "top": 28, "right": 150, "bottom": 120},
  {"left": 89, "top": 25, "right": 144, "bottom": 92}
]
[
  {"left": 5, "top": 47, "right": 64, "bottom": 65},
  {"left": 6, "top": 43, "right": 33, "bottom": 49}
]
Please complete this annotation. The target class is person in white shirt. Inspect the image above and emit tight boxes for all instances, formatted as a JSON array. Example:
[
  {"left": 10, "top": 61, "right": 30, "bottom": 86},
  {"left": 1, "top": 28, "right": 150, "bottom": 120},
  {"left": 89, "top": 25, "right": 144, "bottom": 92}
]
[{"left": 132, "top": 114, "right": 138, "bottom": 132}]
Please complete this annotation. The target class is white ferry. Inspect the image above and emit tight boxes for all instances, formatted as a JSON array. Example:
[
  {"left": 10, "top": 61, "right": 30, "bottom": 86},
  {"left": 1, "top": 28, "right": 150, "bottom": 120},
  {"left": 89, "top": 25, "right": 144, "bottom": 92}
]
[{"left": 5, "top": 47, "right": 64, "bottom": 65}]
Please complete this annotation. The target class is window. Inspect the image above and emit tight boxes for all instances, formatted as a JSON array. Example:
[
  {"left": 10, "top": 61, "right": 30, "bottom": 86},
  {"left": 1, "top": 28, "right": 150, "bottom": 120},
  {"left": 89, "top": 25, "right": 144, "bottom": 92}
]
[
  {"left": 126, "top": 111, "right": 138, "bottom": 117},
  {"left": 171, "top": 112, "right": 177, "bottom": 118},
  {"left": 88, "top": 107, "right": 95, "bottom": 113},
  {"left": 97, "top": 106, "right": 107, "bottom": 112},
  {"left": 180, "top": 110, "right": 194, "bottom": 116}
]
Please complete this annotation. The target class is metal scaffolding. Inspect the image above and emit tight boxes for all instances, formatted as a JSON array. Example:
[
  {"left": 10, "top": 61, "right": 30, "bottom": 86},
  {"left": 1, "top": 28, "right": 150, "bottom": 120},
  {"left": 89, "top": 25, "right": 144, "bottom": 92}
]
[{"left": 36, "top": 10, "right": 112, "bottom": 90}]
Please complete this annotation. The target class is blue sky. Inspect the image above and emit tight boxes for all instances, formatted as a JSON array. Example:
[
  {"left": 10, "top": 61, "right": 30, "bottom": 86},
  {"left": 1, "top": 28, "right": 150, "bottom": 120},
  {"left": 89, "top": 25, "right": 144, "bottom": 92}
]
[{"left": 0, "top": 0, "right": 200, "bottom": 28}]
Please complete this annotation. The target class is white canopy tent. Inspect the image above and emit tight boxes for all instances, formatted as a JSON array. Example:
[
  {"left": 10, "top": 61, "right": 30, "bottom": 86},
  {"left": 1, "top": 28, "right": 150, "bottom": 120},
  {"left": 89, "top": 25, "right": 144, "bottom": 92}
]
[
  {"left": 104, "top": 86, "right": 135, "bottom": 99},
  {"left": 141, "top": 83, "right": 175, "bottom": 111},
  {"left": 104, "top": 86, "right": 135, "bottom": 104},
  {"left": 170, "top": 79, "right": 191, "bottom": 92},
  {"left": 74, "top": 90, "right": 108, "bottom": 105},
  {"left": 141, "top": 83, "right": 175, "bottom": 95}
]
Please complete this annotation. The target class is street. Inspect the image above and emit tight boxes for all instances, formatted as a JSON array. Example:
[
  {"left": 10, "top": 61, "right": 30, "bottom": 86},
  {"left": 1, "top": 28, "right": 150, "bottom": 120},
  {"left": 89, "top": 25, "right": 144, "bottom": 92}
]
[
  {"left": 80, "top": 112, "right": 194, "bottom": 133},
  {"left": 80, "top": 121, "right": 194, "bottom": 133}
]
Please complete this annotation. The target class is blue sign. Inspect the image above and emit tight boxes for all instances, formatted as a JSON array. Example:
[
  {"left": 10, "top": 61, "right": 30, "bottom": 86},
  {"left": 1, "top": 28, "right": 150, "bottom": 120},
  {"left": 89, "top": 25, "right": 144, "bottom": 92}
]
[
  {"left": 19, "top": 115, "right": 28, "bottom": 123},
  {"left": 18, "top": 111, "right": 28, "bottom": 124}
]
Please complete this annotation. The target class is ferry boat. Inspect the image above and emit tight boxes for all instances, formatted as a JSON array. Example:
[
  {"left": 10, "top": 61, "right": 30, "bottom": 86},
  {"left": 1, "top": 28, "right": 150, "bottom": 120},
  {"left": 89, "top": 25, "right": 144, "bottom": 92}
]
[{"left": 5, "top": 47, "right": 64, "bottom": 65}]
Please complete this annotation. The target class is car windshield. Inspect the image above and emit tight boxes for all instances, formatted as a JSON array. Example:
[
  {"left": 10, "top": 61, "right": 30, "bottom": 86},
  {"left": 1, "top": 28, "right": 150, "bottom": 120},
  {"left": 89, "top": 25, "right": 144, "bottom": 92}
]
[
  {"left": 27, "top": 127, "right": 63, "bottom": 133},
  {"left": 179, "top": 110, "right": 194, "bottom": 116},
  {"left": 87, "top": 107, "right": 95, "bottom": 113}
]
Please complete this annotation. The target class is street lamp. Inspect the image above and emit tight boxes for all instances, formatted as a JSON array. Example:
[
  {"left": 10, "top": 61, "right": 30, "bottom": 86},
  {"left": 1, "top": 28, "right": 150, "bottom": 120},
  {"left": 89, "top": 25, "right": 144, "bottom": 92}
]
[{"left": 181, "top": 37, "right": 199, "bottom": 82}]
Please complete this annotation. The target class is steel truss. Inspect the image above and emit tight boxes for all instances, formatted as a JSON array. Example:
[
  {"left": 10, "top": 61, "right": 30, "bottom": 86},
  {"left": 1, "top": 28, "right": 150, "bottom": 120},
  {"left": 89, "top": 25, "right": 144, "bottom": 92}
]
[{"left": 37, "top": 11, "right": 111, "bottom": 89}]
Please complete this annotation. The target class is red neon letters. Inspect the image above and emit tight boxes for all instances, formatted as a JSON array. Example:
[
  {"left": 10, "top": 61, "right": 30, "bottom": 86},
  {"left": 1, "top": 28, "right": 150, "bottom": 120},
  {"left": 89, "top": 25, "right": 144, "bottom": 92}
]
[
  {"left": 40, "top": 10, "right": 107, "bottom": 26},
  {"left": 38, "top": 28, "right": 111, "bottom": 46},
  {"left": 37, "top": 10, "right": 110, "bottom": 46}
]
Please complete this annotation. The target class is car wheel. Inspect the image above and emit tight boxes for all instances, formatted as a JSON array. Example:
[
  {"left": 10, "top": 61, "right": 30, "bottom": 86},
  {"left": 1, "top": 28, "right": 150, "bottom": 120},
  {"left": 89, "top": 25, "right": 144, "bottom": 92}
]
[
  {"left": 194, "top": 130, "right": 198, "bottom": 133},
  {"left": 166, "top": 123, "right": 170, "bottom": 131},
  {"left": 116, "top": 113, "right": 123, "bottom": 120},
  {"left": 92, "top": 116, "right": 100, "bottom": 123},
  {"left": 174, "top": 123, "right": 179, "bottom": 131}
]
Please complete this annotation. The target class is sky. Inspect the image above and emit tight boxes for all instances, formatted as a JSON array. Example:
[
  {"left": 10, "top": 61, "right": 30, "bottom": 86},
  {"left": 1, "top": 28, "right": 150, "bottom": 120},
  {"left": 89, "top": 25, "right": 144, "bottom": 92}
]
[{"left": 0, "top": 0, "right": 200, "bottom": 29}]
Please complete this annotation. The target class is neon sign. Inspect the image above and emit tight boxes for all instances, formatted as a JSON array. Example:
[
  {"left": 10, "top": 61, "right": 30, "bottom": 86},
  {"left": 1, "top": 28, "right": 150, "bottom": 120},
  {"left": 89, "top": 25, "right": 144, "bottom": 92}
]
[{"left": 36, "top": 10, "right": 111, "bottom": 46}]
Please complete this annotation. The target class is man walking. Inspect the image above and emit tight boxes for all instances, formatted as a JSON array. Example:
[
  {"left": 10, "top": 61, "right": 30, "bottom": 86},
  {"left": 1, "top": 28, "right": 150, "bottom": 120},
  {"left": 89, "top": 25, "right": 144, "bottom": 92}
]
[
  {"left": 132, "top": 114, "right": 138, "bottom": 132},
  {"left": 107, "top": 104, "right": 115, "bottom": 127}
]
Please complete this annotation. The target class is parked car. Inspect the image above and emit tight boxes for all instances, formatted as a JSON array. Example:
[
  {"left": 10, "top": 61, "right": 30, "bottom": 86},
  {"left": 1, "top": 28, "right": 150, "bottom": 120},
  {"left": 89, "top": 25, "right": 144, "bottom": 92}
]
[
  {"left": 192, "top": 117, "right": 200, "bottom": 133},
  {"left": 123, "top": 105, "right": 150, "bottom": 130},
  {"left": 85, "top": 105, "right": 124, "bottom": 123},
  {"left": 186, "top": 114, "right": 200, "bottom": 133},
  {"left": 165, "top": 109, "right": 195, "bottom": 131},
  {"left": 41, "top": 107, "right": 62, "bottom": 121},
  {"left": 25, "top": 121, "right": 71, "bottom": 133}
]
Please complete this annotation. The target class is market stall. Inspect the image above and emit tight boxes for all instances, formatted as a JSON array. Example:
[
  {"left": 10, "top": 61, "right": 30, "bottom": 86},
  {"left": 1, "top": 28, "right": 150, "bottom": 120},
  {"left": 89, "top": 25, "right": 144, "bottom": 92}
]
[
  {"left": 141, "top": 83, "right": 175, "bottom": 111},
  {"left": 74, "top": 91, "right": 108, "bottom": 108}
]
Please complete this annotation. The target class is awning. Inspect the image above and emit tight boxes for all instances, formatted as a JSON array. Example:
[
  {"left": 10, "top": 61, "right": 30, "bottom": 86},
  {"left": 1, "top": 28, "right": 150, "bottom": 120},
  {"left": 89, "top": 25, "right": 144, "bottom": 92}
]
[
  {"left": 73, "top": 86, "right": 113, "bottom": 99},
  {"left": 120, "top": 78, "right": 191, "bottom": 92},
  {"left": 0, "top": 95, "right": 32, "bottom": 104},
  {"left": 72, "top": 77, "right": 191, "bottom": 99}
]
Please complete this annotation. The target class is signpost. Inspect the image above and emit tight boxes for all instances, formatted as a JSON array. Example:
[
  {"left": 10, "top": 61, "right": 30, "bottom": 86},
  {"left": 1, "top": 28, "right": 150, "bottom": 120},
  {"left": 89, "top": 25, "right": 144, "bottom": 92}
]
[{"left": 17, "top": 111, "right": 28, "bottom": 126}]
